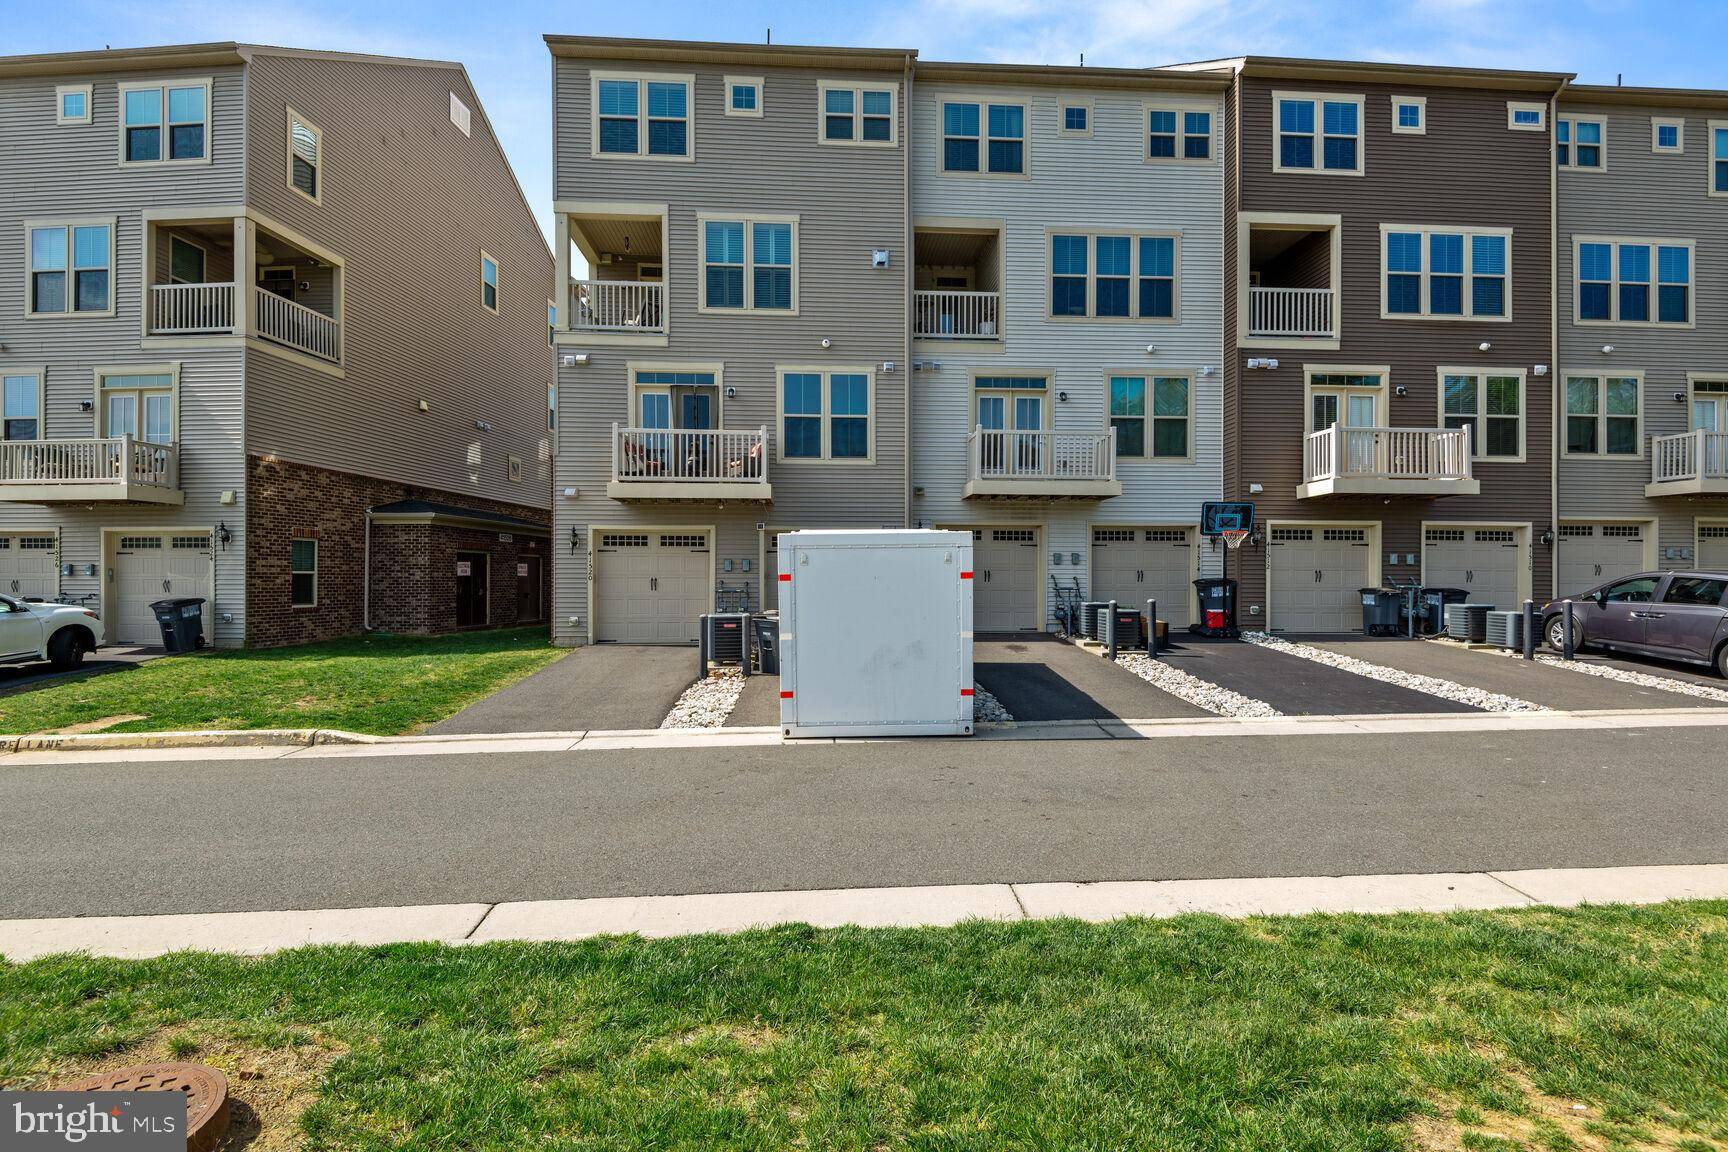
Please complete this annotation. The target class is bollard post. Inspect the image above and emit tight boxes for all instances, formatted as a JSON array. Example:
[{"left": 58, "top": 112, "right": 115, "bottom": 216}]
[
  {"left": 697, "top": 614, "right": 709, "bottom": 678},
  {"left": 1562, "top": 599, "right": 1575, "bottom": 660},
  {"left": 1107, "top": 599, "right": 1119, "bottom": 660},
  {"left": 741, "top": 613, "right": 752, "bottom": 677},
  {"left": 1146, "top": 598, "right": 1158, "bottom": 657},
  {"left": 1522, "top": 599, "right": 1535, "bottom": 660}
]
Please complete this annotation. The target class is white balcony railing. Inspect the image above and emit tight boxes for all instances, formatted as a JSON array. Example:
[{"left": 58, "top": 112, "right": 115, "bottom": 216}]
[
  {"left": 968, "top": 428, "right": 1114, "bottom": 483},
  {"left": 612, "top": 424, "right": 768, "bottom": 485},
  {"left": 149, "top": 282, "right": 235, "bottom": 334},
  {"left": 1651, "top": 430, "right": 1728, "bottom": 485},
  {"left": 1304, "top": 423, "right": 1472, "bottom": 485},
  {"left": 0, "top": 436, "right": 179, "bottom": 493},
  {"left": 914, "top": 290, "right": 1001, "bottom": 339},
  {"left": 1249, "top": 286, "right": 1334, "bottom": 338},
  {"left": 571, "top": 280, "right": 665, "bottom": 333},
  {"left": 255, "top": 286, "right": 340, "bottom": 361}
]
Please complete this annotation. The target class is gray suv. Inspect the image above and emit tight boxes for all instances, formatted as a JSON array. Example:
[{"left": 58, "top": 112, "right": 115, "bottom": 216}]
[{"left": 1542, "top": 572, "right": 1728, "bottom": 677}]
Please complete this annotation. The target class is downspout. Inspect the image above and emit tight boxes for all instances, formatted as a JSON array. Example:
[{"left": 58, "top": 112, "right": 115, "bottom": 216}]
[
  {"left": 902, "top": 52, "right": 915, "bottom": 528},
  {"left": 362, "top": 506, "right": 374, "bottom": 631},
  {"left": 1549, "top": 77, "right": 1569, "bottom": 601}
]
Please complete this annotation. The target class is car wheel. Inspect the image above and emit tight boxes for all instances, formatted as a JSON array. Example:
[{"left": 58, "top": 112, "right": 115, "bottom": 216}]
[
  {"left": 1545, "top": 614, "right": 1581, "bottom": 653},
  {"left": 1717, "top": 642, "right": 1728, "bottom": 680},
  {"left": 47, "top": 629, "right": 86, "bottom": 671}
]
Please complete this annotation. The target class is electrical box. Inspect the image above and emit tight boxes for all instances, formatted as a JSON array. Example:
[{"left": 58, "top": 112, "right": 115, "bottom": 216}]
[{"left": 778, "top": 529, "right": 973, "bottom": 738}]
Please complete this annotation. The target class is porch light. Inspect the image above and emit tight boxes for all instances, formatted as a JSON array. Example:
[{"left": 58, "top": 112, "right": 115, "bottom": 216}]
[
  {"left": 216, "top": 522, "right": 232, "bottom": 550},
  {"left": 1478, "top": 341, "right": 1492, "bottom": 352}
]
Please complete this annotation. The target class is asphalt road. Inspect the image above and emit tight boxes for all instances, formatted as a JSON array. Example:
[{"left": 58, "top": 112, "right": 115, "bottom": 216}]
[{"left": 5, "top": 725, "right": 1726, "bottom": 918}]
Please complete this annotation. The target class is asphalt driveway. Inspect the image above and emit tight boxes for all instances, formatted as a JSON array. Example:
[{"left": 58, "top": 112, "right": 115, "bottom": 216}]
[
  {"left": 974, "top": 633, "right": 1208, "bottom": 720},
  {"left": 1157, "top": 634, "right": 1479, "bottom": 715},
  {"left": 428, "top": 644, "right": 695, "bottom": 734},
  {"left": 0, "top": 645, "right": 164, "bottom": 698}
]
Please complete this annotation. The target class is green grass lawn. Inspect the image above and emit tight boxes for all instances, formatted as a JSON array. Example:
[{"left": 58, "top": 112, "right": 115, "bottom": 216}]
[
  {"left": 0, "top": 628, "right": 565, "bottom": 736},
  {"left": 4, "top": 904, "right": 1727, "bottom": 1150}
]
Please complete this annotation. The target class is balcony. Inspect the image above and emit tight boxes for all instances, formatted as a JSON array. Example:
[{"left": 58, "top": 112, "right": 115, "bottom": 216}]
[
  {"left": 1646, "top": 430, "right": 1728, "bottom": 497},
  {"left": 607, "top": 424, "right": 771, "bottom": 501},
  {"left": 1298, "top": 424, "right": 1478, "bottom": 499},
  {"left": 1242, "top": 218, "right": 1339, "bottom": 343},
  {"left": 254, "top": 286, "right": 340, "bottom": 361},
  {"left": 1249, "top": 286, "right": 1334, "bottom": 339},
  {"left": 561, "top": 207, "right": 665, "bottom": 342},
  {"left": 915, "top": 226, "right": 1002, "bottom": 343},
  {"left": 150, "top": 282, "right": 235, "bottom": 334},
  {"left": 913, "top": 290, "right": 1001, "bottom": 340},
  {"left": 570, "top": 279, "right": 665, "bottom": 334},
  {"left": 964, "top": 428, "right": 1120, "bottom": 500},
  {"left": 0, "top": 437, "right": 182, "bottom": 505}
]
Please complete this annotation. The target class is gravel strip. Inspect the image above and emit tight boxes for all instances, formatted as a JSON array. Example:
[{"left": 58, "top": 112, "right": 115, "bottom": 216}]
[
  {"left": 1115, "top": 651, "right": 1283, "bottom": 717},
  {"left": 972, "top": 682, "right": 1013, "bottom": 723},
  {"left": 1242, "top": 632, "right": 1548, "bottom": 713},
  {"left": 1501, "top": 649, "right": 1728, "bottom": 705},
  {"left": 660, "top": 668, "right": 746, "bottom": 729}
]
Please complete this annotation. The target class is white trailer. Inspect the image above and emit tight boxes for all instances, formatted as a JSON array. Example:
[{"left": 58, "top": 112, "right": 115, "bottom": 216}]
[{"left": 777, "top": 529, "right": 974, "bottom": 738}]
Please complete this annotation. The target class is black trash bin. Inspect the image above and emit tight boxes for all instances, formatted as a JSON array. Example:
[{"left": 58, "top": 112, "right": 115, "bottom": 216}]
[
  {"left": 1189, "top": 578, "right": 1239, "bottom": 638},
  {"left": 1359, "top": 587, "right": 1404, "bottom": 636},
  {"left": 1419, "top": 587, "right": 1470, "bottom": 636},
  {"left": 752, "top": 615, "right": 779, "bottom": 675},
  {"left": 149, "top": 597, "right": 206, "bottom": 653}
]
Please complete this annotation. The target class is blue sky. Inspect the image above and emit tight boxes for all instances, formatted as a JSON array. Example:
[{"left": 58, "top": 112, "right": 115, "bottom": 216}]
[{"left": 13, "top": 0, "right": 1728, "bottom": 246}]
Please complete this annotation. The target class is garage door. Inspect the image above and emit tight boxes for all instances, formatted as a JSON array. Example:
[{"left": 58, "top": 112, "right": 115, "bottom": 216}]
[
  {"left": 1091, "top": 527, "right": 1193, "bottom": 629},
  {"left": 593, "top": 530, "right": 710, "bottom": 644},
  {"left": 1557, "top": 523, "right": 1647, "bottom": 597},
  {"left": 0, "top": 535, "right": 58, "bottom": 599},
  {"left": 1699, "top": 523, "right": 1728, "bottom": 570},
  {"left": 1424, "top": 527, "right": 1520, "bottom": 609},
  {"left": 1269, "top": 525, "right": 1371, "bottom": 632},
  {"left": 114, "top": 532, "right": 212, "bottom": 645},
  {"left": 973, "top": 527, "right": 1040, "bottom": 632}
]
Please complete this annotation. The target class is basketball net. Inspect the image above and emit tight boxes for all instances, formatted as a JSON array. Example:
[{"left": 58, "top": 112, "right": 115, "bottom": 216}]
[{"left": 1221, "top": 528, "right": 1250, "bottom": 550}]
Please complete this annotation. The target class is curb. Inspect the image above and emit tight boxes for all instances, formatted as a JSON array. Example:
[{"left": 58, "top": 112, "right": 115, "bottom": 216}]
[{"left": 2, "top": 728, "right": 381, "bottom": 753}]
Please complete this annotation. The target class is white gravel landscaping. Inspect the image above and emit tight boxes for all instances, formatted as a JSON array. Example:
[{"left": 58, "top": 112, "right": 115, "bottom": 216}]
[
  {"left": 1241, "top": 632, "right": 1548, "bottom": 713},
  {"left": 1509, "top": 650, "right": 1728, "bottom": 705},
  {"left": 660, "top": 668, "right": 746, "bottom": 729},
  {"left": 972, "top": 682, "right": 1013, "bottom": 723},
  {"left": 1115, "top": 651, "right": 1283, "bottom": 717}
]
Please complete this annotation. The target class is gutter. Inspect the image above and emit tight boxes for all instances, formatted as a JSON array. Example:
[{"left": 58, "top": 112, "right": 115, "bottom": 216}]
[
  {"left": 1550, "top": 76, "right": 1568, "bottom": 601},
  {"left": 903, "top": 51, "right": 914, "bottom": 528},
  {"left": 362, "top": 506, "right": 373, "bottom": 631}
]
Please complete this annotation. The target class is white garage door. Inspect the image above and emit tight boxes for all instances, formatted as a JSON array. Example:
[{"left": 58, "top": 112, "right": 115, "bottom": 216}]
[
  {"left": 113, "top": 532, "right": 213, "bottom": 645},
  {"left": 1091, "top": 527, "right": 1193, "bottom": 629},
  {"left": 973, "top": 527, "right": 1040, "bottom": 632},
  {"left": 1557, "top": 523, "right": 1647, "bottom": 597},
  {"left": 594, "top": 530, "right": 710, "bottom": 644},
  {"left": 1699, "top": 523, "right": 1728, "bottom": 570},
  {"left": 0, "top": 535, "right": 58, "bottom": 600},
  {"left": 1269, "top": 525, "right": 1371, "bottom": 632},
  {"left": 1424, "top": 527, "right": 1520, "bottom": 609}
]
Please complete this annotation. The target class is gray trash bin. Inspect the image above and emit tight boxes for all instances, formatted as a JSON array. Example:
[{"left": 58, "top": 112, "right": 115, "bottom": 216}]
[
  {"left": 752, "top": 615, "right": 779, "bottom": 675},
  {"left": 149, "top": 597, "right": 206, "bottom": 652},
  {"left": 1359, "top": 587, "right": 1403, "bottom": 636}
]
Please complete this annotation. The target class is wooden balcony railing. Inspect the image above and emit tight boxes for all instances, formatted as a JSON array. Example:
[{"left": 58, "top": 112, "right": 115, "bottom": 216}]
[
  {"left": 572, "top": 280, "right": 665, "bottom": 333},
  {"left": 1249, "top": 286, "right": 1334, "bottom": 338},
  {"left": 255, "top": 286, "right": 340, "bottom": 361},
  {"left": 914, "top": 290, "right": 1001, "bottom": 339},
  {"left": 149, "top": 282, "right": 235, "bottom": 334}
]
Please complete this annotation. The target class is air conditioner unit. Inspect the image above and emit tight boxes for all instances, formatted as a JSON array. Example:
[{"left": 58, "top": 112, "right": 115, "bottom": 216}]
[
  {"left": 1445, "top": 603, "right": 1495, "bottom": 644},
  {"left": 700, "top": 613, "right": 750, "bottom": 669},
  {"left": 1483, "top": 610, "right": 1525, "bottom": 650},
  {"left": 1081, "top": 601, "right": 1110, "bottom": 641}
]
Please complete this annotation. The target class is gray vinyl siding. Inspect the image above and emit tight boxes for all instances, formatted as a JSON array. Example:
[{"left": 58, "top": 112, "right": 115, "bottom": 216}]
[
  {"left": 552, "top": 56, "right": 910, "bottom": 645},
  {"left": 1555, "top": 100, "right": 1728, "bottom": 561},
  {"left": 242, "top": 52, "right": 553, "bottom": 510},
  {"left": 909, "top": 80, "right": 1225, "bottom": 628},
  {"left": 0, "top": 65, "right": 249, "bottom": 645}
]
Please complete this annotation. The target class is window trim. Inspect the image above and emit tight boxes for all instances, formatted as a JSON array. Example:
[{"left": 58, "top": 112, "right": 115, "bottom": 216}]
[
  {"left": 817, "top": 79, "right": 897, "bottom": 148},
  {"left": 1506, "top": 101, "right": 1546, "bottom": 131},
  {"left": 1389, "top": 95, "right": 1426, "bottom": 136},
  {"left": 724, "top": 75, "right": 764, "bottom": 119},
  {"left": 1709, "top": 120, "right": 1728, "bottom": 198},
  {"left": 1651, "top": 116, "right": 1684, "bottom": 154},
  {"left": 775, "top": 365, "right": 876, "bottom": 464},
  {"left": 93, "top": 362, "right": 181, "bottom": 444},
  {"left": 939, "top": 97, "right": 1028, "bottom": 177},
  {"left": 626, "top": 361, "right": 727, "bottom": 430},
  {"left": 480, "top": 251, "right": 499, "bottom": 314},
  {"left": 23, "top": 215, "right": 117, "bottom": 319},
  {"left": 1045, "top": 228, "right": 1182, "bottom": 324},
  {"left": 1144, "top": 101, "right": 1216, "bottom": 165},
  {"left": 1302, "top": 364, "right": 1392, "bottom": 442},
  {"left": 1557, "top": 112, "right": 1607, "bottom": 172},
  {"left": 1562, "top": 371, "right": 1645, "bottom": 460},
  {"left": 969, "top": 370, "right": 1054, "bottom": 434},
  {"left": 290, "top": 537, "right": 318, "bottom": 609},
  {"left": 1378, "top": 224, "right": 1514, "bottom": 323},
  {"left": 1, "top": 367, "right": 46, "bottom": 443},
  {"left": 1270, "top": 90, "right": 1364, "bottom": 176},
  {"left": 116, "top": 76, "right": 213, "bottom": 168},
  {"left": 695, "top": 211, "right": 799, "bottom": 316},
  {"left": 1058, "top": 98, "right": 1093, "bottom": 138},
  {"left": 589, "top": 70, "right": 696, "bottom": 162},
  {"left": 56, "top": 83, "right": 92, "bottom": 126},
  {"left": 285, "top": 105, "right": 323, "bottom": 205},
  {"left": 1106, "top": 370, "right": 1195, "bottom": 463},
  {"left": 1436, "top": 366, "right": 1527, "bottom": 463},
  {"left": 1572, "top": 235, "right": 1695, "bottom": 329}
]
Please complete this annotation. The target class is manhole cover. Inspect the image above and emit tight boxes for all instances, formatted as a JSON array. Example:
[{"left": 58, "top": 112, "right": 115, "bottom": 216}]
[{"left": 63, "top": 1062, "right": 230, "bottom": 1151}]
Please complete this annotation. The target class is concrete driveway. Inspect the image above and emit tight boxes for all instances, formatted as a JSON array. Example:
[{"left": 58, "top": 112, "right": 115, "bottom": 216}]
[{"left": 428, "top": 644, "right": 696, "bottom": 734}]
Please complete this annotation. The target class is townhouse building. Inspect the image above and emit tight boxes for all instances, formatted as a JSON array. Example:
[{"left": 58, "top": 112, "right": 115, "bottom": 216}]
[
  {"left": 909, "top": 62, "right": 1229, "bottom": 632},
  {"left": 1554, "top": 85, "right": 1728, "bottom": 598},
  {"left": 1194, "top": 56, "right": 1570, "bottom": 632},
  {"left": 0, "top": 43, "right": 552, "bottom": 648}
]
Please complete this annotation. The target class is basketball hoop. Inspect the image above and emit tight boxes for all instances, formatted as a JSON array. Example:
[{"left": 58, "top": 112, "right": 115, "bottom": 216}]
[{"left": 1221, "top": 528, "right": 1250, "bottom": 550}]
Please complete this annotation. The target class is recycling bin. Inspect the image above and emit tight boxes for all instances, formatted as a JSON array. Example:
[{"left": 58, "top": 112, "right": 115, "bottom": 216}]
[{"left": 149, "top": 597, "right": 206, "bottom": 653}]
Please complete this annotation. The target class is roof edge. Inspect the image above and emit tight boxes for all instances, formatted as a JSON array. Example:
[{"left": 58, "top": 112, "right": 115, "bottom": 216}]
[
  {"left": 916, "top": 60, "right": 1231, "bottom": 91},
  {"left": 544, "top": 34, "right": 915, "bottom": 70},
  {"left": 1173, "top": 54, "right": 1571, "bottom": 93},
  {"left": 1565, "top": 83, "right": 1728, "bottom": 110},
  {"left": 0, "top": 41, "right": 474, "bottom": 78}
]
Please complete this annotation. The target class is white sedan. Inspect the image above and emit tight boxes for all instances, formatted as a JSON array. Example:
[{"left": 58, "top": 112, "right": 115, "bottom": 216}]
[{"left": 0, "top": 596, "right": 101, "bottom": 670}]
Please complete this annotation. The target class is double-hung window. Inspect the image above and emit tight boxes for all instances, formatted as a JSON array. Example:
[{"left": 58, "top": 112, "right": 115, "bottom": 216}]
[
  {"left": 1274, "top": 93, "right": 1362, "bottom": 173},
  {"left": 1382, "top": 226, "right": 1510, "bottom": 319},
  {"left": 287, "top": 108, "right": 322, "bottom": 202},
  {"left": 778, "top": 368, "right": 872, "bottom": 461},
  {"left": 821, "top": 81, "right": 895, "bottom": 145},
  {"left": 481, "top": 252, "right": 498, "bottom": 312},
  {"left": 1109, "top": 375, "right": 1190, "bottom": 460},
  {"left": 290, "top": 539, "right": 318, "bottom": 608},
  {"left": 26, "top": 219, "right": 113, "bottom": 316},
  {"left": 942, "top": 101, "right": 1024, "bottom": 173},
  {"left": 119, "top": 79, "right": 209, "bottom": 164},
  {"left": 701, "top": 216, "right": 796, "bottom": 313},
  {"left": 1565, "top": 375, "right": 1642, "bottom": 456},
  {"left": 3, "top": 374, "right": 41, "bottom": 441},
  {"left": 1050, "top": 232, "right": 1179, "bottom": 321},
  {"left": 593, "top": 74, "right": 691, "bottom": 158},
  {"left": 1575, "top": 238, "right": 1691, "bottom": 325},
  {"left": 1147, "top": 107, "right": 1212, "bottom": 161},
  {"left": 1557, "top": 114, "right": 1604, "bottom": 169},
  {"left": 1711, "top": 121, "right": 1728, "bottom": 194},
  {"left": 1442, "top": 370, "right": 1523, "bottom": 459}
]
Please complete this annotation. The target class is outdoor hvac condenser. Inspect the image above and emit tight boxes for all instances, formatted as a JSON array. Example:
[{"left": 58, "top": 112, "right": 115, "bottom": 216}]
[{"left": 777, "top": 529, "right": 974, "bottom": 738}]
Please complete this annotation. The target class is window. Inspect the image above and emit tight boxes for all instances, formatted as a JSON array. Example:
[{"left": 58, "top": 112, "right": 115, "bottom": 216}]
[
  {"left": 1652, "top": 117, "right": 1683, "bottom": 154},
  {"left": 1441, "top": 369, "right": 1524, "bottom": 459},
  {"left": 1507, "top": 102, "right": 1546, "bottom": 131},
  {"left": 1575, "top": 238, "right": 1692, "bottom": 325},
  {"left": 56, "top": 83, "right": 92, "bottom": 125},
  {"left": 26, "top": 220, "right": 113, "bottom": 316},
  {"left": 1381, "top": 226, "right": 1510, "bottom": 319},
  {"left": 1049, "top": 232, "right": 1178, "bottom": 321},
  {"left": 592, "top": 74, "right": 692, "bottom": 158},
  {"left": 700, "top": 215, "right": 796, "bottom": 312},
  {"left": 548, "top": 300, "right": 557, "bottom": 348},
  {"left": 169, "top": 236, "right": 205, "bottom": 285},
  {"left": 778, "top": 368, "right": 872, "bottom": 461},
  {"left": 1602, "top": 576, "right": 1659, "bottom": 604},
  {"left": 3, "top": 374, "right": 41, "bottom": 441},
  {"left": 1663, "top": 576, "right": 1726, "bottom": 606},
  {"left": 287, "top": 108, "right": 322, "bottom": 202},
  {"left": 118, "top": 78, "right": 209, "bottom": 164},
  {"left": 1391, "top": 95, "right": 1425, "bottom": 135},
  {"left": 1557, "top": 114, "right": 1604, "bottom": 169},
  {"left": 820, "top": 81, "right": 895, "bottom": 146},
  {"left": 99, "top": 371, "right": 175, "bottom": 444},
  {"left": 941, "top": 101, "right": 1024, "bottom": 173},
  {"left": 1273, "top": 92, "right": 1362, "bottom": 174},
  {"left": 725, "top": 76, "right": 763, "bottom": 118},
  {"left": 1147, "top": 106, "right": 1212, "bottom": 161},
  {"left": 1306, "top": 369, "right": 1386, "bottom": 433},
  {"left": 1565, "top": 375, "right": 1641, "bottom": 456},
  {"left": 480, "top": 252, "right": 498, "bottom": 312},
  {"left": 290, "top": 539, "right": 317, "bottom": 608},
  {"left": 1712, "top": 121, "right": 1728, "bottom": 195},
  {"left": 1059, "top": 101, "right": 1091, "bottom": 137},
  {"left": 1109, "top": 375, "right": 1190, "bottom": 459}
]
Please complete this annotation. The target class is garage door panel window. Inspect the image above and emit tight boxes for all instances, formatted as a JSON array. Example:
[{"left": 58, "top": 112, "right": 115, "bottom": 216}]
[
  {"left": 290, "top": 539, "right": 317, "bottom": 608},
  {"left": 779, "top": 368, "right": 871, "bottom": 462},
  {"left": 1565, "top": 375, "right": 1641, "bottom": 456},
  {"left": 1442, "top": 371, "right": 1522, "bottom": 459}
]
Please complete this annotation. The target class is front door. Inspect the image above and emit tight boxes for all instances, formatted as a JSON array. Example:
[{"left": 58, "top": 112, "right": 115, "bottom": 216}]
[
  {"left": 456, "top": 551, "right": 489, "bottom": 628},
  {"left": 1695, "top": 383, "right": 1728, "bottom": 474},
  {"left": 977, "top": 393, "right": 1042, "bottom": 474},
  {"left": 1312, "top": 390, "right": 1378, "bottom": 473},
  {"left": 516, "top": 555, "right": 543, "bottom": 624}
]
